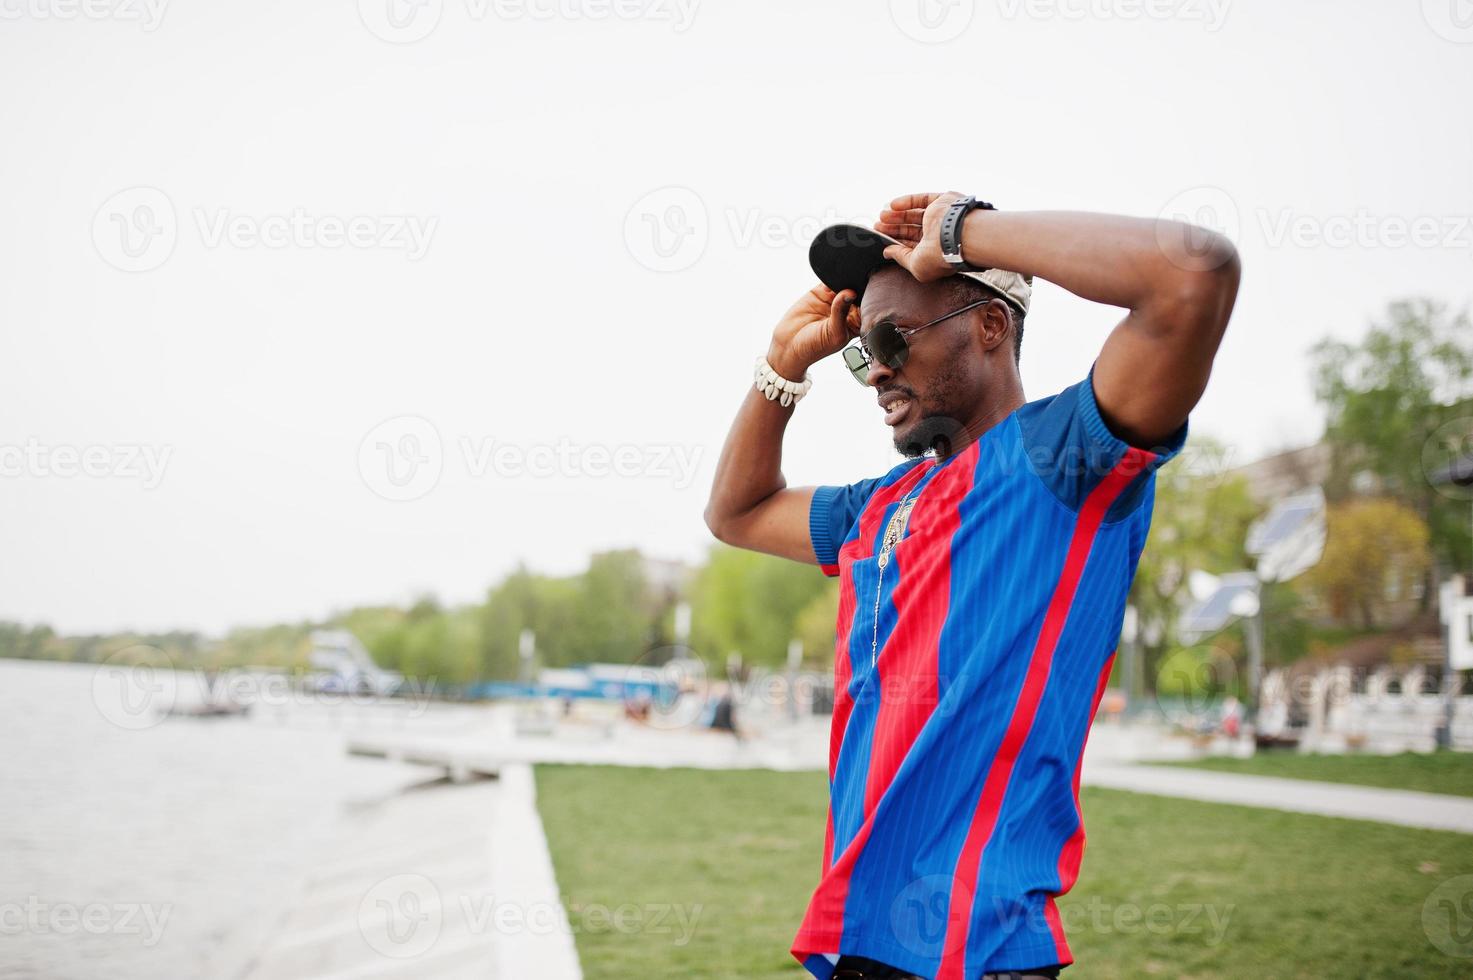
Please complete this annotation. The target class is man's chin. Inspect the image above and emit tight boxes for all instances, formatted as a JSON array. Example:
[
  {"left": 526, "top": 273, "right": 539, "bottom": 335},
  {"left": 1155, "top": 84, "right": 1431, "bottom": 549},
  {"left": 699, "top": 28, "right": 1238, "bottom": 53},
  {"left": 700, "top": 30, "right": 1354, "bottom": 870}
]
[{"left": 893, "top": 413, "right": 967, "bottom": 459}]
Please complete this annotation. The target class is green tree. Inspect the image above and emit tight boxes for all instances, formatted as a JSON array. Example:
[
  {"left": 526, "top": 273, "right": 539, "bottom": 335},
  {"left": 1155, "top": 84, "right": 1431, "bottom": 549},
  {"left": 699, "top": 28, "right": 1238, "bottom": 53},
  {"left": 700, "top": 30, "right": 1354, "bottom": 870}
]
[
  {"left": 1310, "top": 298, "right": 1473, "bottom": 573},
  {"left": 688, "top": 546, "right": 829, "bottom": 669},
  {"left": 1305, "top": 499, "right": 1432, "bottom": 628},
  {"left": 792, "top": 581, "right": 841, "bottom": 668},
  {"left": 1129, "top": 436, "right": 1259, "bottom": 678}
]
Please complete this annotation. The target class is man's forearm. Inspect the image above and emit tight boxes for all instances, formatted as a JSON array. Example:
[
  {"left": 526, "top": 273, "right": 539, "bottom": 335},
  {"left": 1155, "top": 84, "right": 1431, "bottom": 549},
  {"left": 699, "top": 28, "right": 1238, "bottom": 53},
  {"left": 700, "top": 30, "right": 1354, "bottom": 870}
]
[
  {"left": 706, "top": 387, "right": 792, "bottom": 531},
  {"left": 958, "top": 209, "right": 1236, "bottom": 319}
]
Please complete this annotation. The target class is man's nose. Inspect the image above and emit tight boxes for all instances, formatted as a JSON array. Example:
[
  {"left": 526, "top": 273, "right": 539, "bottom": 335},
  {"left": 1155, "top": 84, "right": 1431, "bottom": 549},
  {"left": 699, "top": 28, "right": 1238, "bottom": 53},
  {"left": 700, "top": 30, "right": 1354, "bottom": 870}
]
[{"left": 866, "top": 358, "right": 896, "bottom": 388}]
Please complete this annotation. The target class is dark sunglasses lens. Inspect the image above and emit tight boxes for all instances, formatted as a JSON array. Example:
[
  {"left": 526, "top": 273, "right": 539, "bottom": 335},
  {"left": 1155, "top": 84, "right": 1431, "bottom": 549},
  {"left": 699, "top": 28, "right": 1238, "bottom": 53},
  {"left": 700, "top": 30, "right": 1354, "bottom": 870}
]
[
  {"left": 841, "top": 346, "right": 871, "bottom": 385},
  {"left": 864, "top": 323, "right": 910, "bottom": 371}
]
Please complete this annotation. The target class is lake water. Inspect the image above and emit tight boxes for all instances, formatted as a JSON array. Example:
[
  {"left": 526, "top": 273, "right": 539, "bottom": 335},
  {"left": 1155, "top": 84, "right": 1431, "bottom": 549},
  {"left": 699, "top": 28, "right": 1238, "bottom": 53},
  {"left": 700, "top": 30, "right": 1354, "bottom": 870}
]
[{"left": 0, "top": 658, "right": 491, "bottom": 980}]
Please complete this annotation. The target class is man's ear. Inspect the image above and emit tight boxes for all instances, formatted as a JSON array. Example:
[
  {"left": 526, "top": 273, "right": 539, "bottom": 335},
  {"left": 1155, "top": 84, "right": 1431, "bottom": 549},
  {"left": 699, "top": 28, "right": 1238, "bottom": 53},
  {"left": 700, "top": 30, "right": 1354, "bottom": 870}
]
[{"left": 977, "top": 299, "right": 1012, "bottom": 353}]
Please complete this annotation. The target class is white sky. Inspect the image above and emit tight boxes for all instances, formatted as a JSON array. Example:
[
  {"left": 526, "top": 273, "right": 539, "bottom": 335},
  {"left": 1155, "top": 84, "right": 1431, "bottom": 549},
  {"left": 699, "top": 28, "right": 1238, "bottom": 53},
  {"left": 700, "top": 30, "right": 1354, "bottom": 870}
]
[{"left": 1, "top": 0, "right": 1470, "bottom": 635}]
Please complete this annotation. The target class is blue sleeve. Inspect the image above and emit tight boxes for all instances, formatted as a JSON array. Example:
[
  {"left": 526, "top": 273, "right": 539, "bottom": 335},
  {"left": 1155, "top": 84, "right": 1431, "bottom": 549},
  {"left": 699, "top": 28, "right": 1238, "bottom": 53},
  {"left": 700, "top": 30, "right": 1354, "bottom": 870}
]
[
  {"left": 1015, "top": 364, "right": 1188, "bottom": 520},
  {"left": 808, "top": 460, "right": 921, "bottom": 576},
  {"left": 809, "top": 480, "right": 884, "bottom": 576}
]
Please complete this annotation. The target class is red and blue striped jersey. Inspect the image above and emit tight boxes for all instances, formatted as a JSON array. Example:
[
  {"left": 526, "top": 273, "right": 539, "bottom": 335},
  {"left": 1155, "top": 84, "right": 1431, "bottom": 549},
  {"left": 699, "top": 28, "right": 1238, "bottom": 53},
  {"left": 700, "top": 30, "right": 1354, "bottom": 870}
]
[{"left": 793, "top": 370, "right": 1184, "bottom": 979}]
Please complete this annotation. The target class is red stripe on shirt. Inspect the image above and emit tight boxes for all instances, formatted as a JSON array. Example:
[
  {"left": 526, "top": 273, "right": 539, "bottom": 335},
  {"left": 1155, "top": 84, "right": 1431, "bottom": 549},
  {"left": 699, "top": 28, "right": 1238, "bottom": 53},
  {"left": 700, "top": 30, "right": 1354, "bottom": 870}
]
[
  {"left": 936, "top": 448, "right": 1154, "bottom": 979},
  {"left": 800, "top": 462, "right": 933, "bottom": 939},
  {"left": 1043, "top": 648, "right": 1118, "bottom": 962},
  {"left": 863, "top": 443, "right": 977, "bottom": 813}
]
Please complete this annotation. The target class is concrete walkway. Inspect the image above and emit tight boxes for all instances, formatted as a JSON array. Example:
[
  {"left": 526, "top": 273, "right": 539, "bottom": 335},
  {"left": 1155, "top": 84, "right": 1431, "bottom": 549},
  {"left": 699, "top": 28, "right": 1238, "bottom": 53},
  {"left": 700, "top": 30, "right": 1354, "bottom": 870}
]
[
  {"left": 242, "top": 763, "right": 582, "bottom": 980},
  {"left": 1084, "top": 763, "right": 1473, "bottom": 834}
]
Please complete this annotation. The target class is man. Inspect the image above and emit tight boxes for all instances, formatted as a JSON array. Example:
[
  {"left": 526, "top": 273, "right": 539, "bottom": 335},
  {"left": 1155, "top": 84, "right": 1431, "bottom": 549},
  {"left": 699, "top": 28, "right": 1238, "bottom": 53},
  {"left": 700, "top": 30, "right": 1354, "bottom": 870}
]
[{"left": 705, "top": 192, "right": 1239, "bottom": 979}]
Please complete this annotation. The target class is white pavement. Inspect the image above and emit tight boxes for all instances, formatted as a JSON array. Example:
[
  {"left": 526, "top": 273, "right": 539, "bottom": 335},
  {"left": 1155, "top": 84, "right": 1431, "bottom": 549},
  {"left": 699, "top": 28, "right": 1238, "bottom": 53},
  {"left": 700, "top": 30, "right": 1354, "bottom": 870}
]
[{"left": 1083, "top": 763, "right": 1473, "bottom": 834}]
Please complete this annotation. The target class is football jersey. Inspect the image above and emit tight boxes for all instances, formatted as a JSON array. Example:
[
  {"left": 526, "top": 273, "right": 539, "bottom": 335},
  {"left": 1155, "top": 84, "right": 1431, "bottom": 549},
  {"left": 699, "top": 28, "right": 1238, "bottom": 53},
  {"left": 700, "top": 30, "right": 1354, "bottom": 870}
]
[{"left": 793, "top": 370, "right": 1185, "bottom": 979}]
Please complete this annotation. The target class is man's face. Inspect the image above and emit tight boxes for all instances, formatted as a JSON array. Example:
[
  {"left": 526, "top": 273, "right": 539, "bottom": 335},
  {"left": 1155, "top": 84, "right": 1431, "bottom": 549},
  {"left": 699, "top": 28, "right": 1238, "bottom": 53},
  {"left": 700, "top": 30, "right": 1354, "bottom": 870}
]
[{"left": 858, "top": 266, "right": 993, "bottom": 458}]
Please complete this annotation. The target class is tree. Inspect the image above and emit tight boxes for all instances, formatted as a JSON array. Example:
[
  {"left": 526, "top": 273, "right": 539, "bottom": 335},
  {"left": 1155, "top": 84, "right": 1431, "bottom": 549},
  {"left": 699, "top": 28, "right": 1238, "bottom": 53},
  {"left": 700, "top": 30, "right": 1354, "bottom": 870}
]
[
  {"left": 1305, "top": 499, "right": 1431, "bottom": 628},
  {"left": 688, "top": 546, "right": 829, "bottom": 669},
  {"left": 1129, "top": 436, "right": 1259, "bottom": 678},
  {"left": 792, "top": 580, "right": 841, "bottom": 668},
  {"left": 1310, "top": 299, "right": 1473, "bottom": 572}
]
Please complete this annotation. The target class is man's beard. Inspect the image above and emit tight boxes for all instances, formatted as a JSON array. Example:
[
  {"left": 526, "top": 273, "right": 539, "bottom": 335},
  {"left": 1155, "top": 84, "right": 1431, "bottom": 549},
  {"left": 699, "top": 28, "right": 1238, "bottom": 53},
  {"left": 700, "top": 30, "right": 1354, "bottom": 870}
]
[{"left": 895, "top": 412, "right": 969, "bottom": 459}]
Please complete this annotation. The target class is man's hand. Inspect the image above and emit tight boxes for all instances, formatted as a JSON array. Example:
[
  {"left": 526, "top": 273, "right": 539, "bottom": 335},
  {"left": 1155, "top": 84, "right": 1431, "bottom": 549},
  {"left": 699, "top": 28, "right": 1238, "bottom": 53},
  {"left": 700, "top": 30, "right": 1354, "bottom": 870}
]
[
  {"left": 767, "top": 284, "right": 861, "bottom": 380},
  {"left": 704, "top": 285, "right": 858, "bottom": 564},
  {"left": 877, "top": 193, "right": 1240, "bottom": 448},
  {"left": 874, "top": 191, "right": 967, "bottom": 283}
]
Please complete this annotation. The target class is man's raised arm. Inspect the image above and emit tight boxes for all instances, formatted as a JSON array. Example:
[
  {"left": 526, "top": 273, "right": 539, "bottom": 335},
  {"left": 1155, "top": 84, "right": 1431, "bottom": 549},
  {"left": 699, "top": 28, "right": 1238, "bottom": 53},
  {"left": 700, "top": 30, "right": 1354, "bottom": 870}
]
[
  {"left": 877, "top": 194, "right": 1241, "bottom": 448},
  {"left": 703, "top": 285, "right": 860, "bottom": 563}
]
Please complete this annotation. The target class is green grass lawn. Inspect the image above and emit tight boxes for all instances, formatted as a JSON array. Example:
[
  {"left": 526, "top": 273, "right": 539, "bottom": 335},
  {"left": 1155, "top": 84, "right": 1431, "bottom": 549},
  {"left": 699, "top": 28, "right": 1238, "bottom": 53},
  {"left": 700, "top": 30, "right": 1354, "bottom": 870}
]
[
  {"left": 1158, "top": 750, "right": 1473, "bottom": 798},
  {"left": 536, "top": 765, "right": 1473, "bottom": 980}
]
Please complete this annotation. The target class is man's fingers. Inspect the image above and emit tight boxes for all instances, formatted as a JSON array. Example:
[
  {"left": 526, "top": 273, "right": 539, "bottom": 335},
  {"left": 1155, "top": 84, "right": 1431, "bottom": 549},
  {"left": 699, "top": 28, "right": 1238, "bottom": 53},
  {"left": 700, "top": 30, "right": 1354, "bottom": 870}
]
[
  {"left": 879, "top": 208, "right": 927, "bottom": 227},
  {"left": 874, "top": 221, "right": 922, "bottom": 242},
  {"left": 888, "top": 192, "right": 943, "bottom": 212},
  {"left": 882, "top": 242, "right": 914, "bottom": 271},
  {"left": 828, "top": 289, "right": 859, "bottom": 339}
]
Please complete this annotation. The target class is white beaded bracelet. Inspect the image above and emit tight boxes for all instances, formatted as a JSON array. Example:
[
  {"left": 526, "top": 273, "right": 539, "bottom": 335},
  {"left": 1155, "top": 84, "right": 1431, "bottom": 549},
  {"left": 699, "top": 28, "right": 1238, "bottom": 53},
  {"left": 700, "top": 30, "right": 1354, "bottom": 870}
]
[{"left": 753, "top": 355, "right": 813, "bottom": 408}]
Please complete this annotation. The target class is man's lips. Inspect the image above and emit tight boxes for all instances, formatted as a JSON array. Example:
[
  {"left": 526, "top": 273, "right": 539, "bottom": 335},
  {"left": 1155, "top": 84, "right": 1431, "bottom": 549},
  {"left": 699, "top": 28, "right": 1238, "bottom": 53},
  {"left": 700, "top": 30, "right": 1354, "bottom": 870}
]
[{"left": 877, "top": 390, "right": 914, "bottom": 427}]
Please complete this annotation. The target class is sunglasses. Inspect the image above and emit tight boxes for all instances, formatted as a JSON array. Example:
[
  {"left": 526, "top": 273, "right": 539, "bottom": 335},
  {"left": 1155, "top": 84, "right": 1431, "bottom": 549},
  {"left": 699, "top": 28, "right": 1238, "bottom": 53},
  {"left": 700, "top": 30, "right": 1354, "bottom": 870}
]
[{"left": 840, "top": 299, "right": 992, "bottom": 386}]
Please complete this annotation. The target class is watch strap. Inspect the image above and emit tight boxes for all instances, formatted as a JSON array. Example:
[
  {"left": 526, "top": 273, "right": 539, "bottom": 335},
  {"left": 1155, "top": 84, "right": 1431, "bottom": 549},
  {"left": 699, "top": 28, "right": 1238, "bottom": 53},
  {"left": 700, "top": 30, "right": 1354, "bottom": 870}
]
[{"left": 939, "top": 195, "right": 995, "bottom": 271}]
